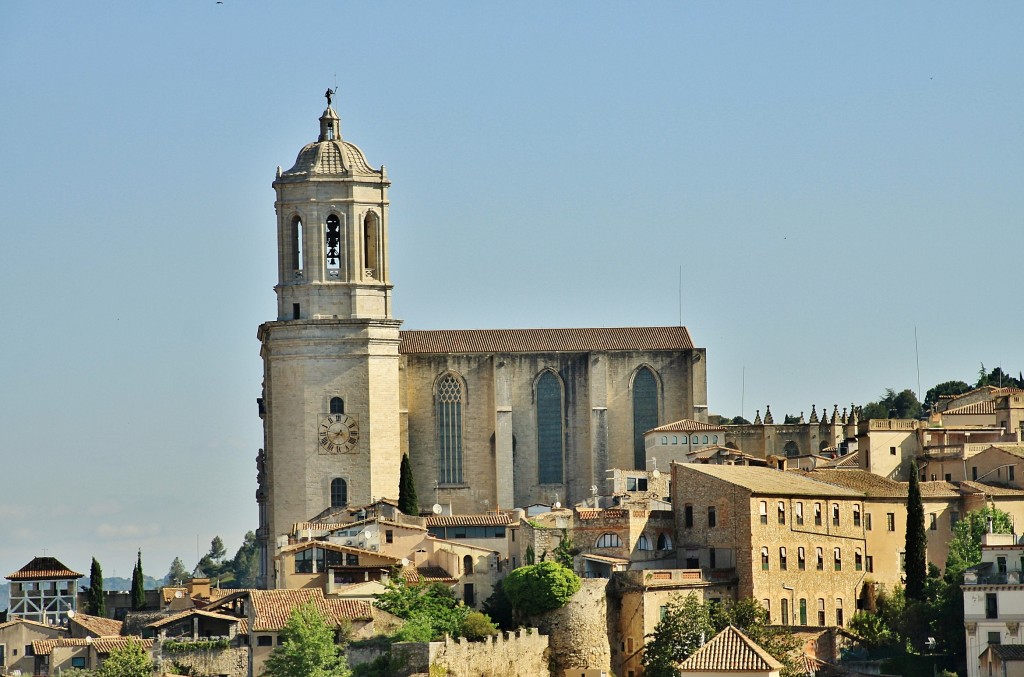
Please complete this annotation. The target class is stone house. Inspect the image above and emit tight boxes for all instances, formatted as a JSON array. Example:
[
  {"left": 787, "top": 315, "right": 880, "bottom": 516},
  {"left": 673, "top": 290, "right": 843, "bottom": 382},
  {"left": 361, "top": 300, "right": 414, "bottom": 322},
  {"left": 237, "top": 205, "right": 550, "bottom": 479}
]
[
  {"left": 145, "top": 609, "right": 248, "bottom": 677},
  {"left": 31, "top": 637, "right": 154, "bottom": 676},
  {"left": 0, "top": 618, "right": 65, "bottom": 675},
  {"left": 979, "top": 644, "right": 1024, "bottom": 677},
  {"left": 274, "top": 541, "right": 403, "bottom": 590},
  {"left": 673, "top": 464, "right": 867, "bottom": 628},
  {"left": 644, "top": 419, "right": 728, "bottom": 467}
]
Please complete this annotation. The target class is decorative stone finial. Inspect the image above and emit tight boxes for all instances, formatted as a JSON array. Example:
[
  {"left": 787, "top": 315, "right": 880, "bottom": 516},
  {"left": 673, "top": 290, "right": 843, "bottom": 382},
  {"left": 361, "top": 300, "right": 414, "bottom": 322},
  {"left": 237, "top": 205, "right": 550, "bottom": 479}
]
[
  {"left": 764, "top": 406, "right": 774, "bottom": 425},
  {"left": 753, "top": 409, "right": 762, "bottom": 425},
  {"left": 809, "top": 405, "right": 819, "bottom": 423}
]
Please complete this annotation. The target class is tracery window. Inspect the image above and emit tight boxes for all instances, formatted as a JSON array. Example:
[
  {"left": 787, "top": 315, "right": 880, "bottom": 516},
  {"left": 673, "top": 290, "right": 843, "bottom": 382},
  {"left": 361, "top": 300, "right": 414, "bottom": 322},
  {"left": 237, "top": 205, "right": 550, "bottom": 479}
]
[
  {"left": 632, "top": 367, "right": 659, "bottom": 469},
  {"left": 436, "top": 374, "right": 464, "bottom": 484},
  {"left": 536, "top": 371, "right": 564, "bottom": 484}
]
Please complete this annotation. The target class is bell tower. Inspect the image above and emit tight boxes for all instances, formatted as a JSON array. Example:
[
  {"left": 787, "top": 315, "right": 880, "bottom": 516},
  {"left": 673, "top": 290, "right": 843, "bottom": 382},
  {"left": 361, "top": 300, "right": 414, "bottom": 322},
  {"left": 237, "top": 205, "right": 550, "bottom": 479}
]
[{"left": 256, "top": 93, "right": 403, "bottom": 586}]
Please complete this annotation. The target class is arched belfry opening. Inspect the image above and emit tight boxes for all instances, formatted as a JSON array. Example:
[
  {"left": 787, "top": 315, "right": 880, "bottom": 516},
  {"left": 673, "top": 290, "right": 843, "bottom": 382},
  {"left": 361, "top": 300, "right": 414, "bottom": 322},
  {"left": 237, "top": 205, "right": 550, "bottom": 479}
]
[
  {"left": 290, "top": 216, "right": 303, "bottom": 276},
  {"left": 364, "top": 211, "right": 380, "bottom": 280},
  {"left": 325, "top": 215, "right": 342, "bottom": 278}
]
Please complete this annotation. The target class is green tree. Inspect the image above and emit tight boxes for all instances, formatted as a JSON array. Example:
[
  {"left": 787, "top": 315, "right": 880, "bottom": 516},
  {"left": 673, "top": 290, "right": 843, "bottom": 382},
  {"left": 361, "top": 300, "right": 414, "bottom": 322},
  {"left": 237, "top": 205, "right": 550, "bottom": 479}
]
[
  {"left": 862, "top": 389, "right": 922, "bottom": 420},
  {"left": 460, "top": 611, "right": 499, "bottom": 641},
  {"left": 231, "top": 531, "right": 260, "bottom": 588},
  {"left": 502, "top": 561, "right": 581, "bottom": 617},
  {"left": 374, "top": 573, "right": 468, "bottom": 640},
  {"left": 904, "top": 463, "right": 927, "bottom": 601},
  {"left": 730, "top": 416, "right": 751, "bottom": 425},
  {"left": 209, "top": 536, "right": 227, "bottom": 562},
  {"left": 641, "top": 592, "right": 713, "bottom": 677},
  {"left": 98, "top": 641, "right": 152, "bottom": 677},
  {"left": 480, "top": 579, "right": 516, "bottom": 631},
  {"left": 131, "top": 549, "right": 146, "bottom": 611},
  {"left": 524, "top": 545, "right": 535, "bottom": 565},
  {"left": 946, "top": 505, "right": 1013, "bottom": 572},
  {"left": 923, "top": 380, "right": 971, "bottom": 410},
  {"left": 398, "top": 454, "right": 419, "bottom": 515},
  {"left": 87, "top": 558, "right": 106, "bottom": 617},
  {"left": 552, "top": 531, "right": 575, "bottom": 569},
  {"left": 165, "top": 557, "right": 189, "bottom": 585},
  {"left": 263, "top": 602, "right": 350, "bottom": 677}
]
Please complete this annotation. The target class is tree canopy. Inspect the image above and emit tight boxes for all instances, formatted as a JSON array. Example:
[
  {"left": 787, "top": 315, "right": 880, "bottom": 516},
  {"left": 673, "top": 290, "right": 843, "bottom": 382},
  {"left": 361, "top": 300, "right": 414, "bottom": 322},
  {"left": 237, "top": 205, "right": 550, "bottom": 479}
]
[
  {"left": 87, "top": 558, "right": 105, "bottom": 617},
  {"left": 923, "top": 380, "right": 971, "bottom": 410},
  {"left": 642, "top": 593, "right": 712, "bottom": 677},
  {"left": 229, "top": 531, "right": 260, "bottom": 588},
  {"left": 861, "top": 388, "right": 922, "bottom": 420},
  {"left": 374, "top": 573, "right": 469, "bottom": 640},
  {"left": 904, "top": 463, "right": 927, "bottom": 601},
  {"left": 501, "top": 561, "right": 581, "bottom": 617},
  {"left": 131, "top": 550, "right": 146, "bottom": 611},
  {"left": 165, "top": 557, "right": 189, "bottom": 585},
  {"left": 98, "top": 641, "right": 152, "bottom": 677},
  {"left": 262, "top": 602, "right": 350, "bottom": 677},
  {"left": 398, "top": 454, "right": 418, "bottom": 515}
]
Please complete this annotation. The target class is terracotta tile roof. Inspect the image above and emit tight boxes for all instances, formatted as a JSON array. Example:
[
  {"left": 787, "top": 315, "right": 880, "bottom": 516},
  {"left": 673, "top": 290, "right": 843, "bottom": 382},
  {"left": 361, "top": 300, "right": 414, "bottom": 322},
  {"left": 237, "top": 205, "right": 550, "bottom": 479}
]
[
  {"left": 33, "top": 638, "right": 90, "bottom": 655},
  {"left": 0, "top": 618, "right": 59, "bottom": 632},
  {"left": 680, "top": 465, "right": 862, "bottom": 497},
  {"left": 795, "top": 469, "right": 960, "bottom": 498},
  {"left": 146, "top": 609, "right": 242, "bottom": 629},
  {"left": 399, "top": 326, "right": 695, "bottom": 354},
  {"left": 249, "top": 589, "right": 373, "bottom": 631},
  {"left": 91, "top": 637, "right": 154, "bottom": 654},
  {"left": 991, "top": 644, "right": 1024, "bottom": 661},
  {"left": 944, "top": 400, "right": 996, "bottom": 415},
  {"left": 6, "top": 556, "right": 83, "bottom": 580},
  {"left": 960, "top": 481, "right": 1024, "bottom": 496},
  {"left": 400, "top": 565, "right": 456, "bottom": 585},
  {"left": 425, "top": 513, "right": 511, "bottom": 527},
  {"left": 277, "top": 540, "right": 401, "bottom": 563},
  {"left": 580, "top": 554, "right": 630, "bottom": 565},
  {"left": 688, "top": 446, "right": 760, "bottom": 461},
  {"left": 819, "top": 451, "right": 859, "bottom": 468},
  {"left": 677, "top": 625, "right": 782, "bottom": 672},
  {"left": 71, "top": 613, "right": 123, "bottom": 637},
  {"left": 649, "top": 419, "right": 726, "bottom": 433}
]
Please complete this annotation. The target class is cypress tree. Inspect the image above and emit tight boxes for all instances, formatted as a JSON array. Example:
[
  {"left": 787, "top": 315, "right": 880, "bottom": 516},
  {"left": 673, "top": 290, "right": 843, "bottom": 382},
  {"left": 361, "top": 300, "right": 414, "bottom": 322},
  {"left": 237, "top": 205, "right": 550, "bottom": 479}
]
[
  {"left": 905, "top": 461, "right": 927, "bottom": 600},
  {"left": 398, "top": 454, "right": 419, "bottom": 515},
  {"left": 131, "top": 549, "right": 146, "bottom": 610},
  {"left": 87, "top": 557, "right": 106, "bottom": 617}
]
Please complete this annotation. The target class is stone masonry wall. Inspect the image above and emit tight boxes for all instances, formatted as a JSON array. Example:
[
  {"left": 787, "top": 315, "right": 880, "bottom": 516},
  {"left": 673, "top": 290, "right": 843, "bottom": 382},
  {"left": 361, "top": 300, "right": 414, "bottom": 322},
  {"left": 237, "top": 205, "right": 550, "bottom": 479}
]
[
  {"left": 534, "top": 578, "right": 612, "bottom": 676},
  {"left": 155, "top": 646, "right": 248, "bottom": 677}
]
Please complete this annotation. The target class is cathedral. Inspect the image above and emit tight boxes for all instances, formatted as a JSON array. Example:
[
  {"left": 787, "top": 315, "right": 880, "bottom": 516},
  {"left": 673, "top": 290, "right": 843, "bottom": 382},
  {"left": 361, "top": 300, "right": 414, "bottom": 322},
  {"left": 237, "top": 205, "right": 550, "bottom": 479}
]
[{"left": 254, "top": 98, "right": 709, "bottom": 582}]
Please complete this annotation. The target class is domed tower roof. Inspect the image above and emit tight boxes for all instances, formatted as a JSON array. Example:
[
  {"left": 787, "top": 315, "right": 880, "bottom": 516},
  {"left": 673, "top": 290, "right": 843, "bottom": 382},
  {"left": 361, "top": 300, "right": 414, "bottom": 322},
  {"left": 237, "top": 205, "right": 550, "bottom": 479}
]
[{"left": 278, "top": 106, "right": 381, "bottom": 180}]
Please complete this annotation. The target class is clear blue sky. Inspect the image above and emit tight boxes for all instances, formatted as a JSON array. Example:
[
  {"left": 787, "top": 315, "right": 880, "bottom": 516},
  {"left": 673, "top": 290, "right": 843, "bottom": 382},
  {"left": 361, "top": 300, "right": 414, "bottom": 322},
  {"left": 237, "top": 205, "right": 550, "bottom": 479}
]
[{"left": 2, "top": 2, "right": 1022, "bottom": 583}]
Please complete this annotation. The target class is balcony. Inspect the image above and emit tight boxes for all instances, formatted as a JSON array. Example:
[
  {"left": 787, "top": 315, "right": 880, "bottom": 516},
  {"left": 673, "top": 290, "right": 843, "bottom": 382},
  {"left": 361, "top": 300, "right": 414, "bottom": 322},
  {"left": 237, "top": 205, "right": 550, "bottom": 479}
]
[{"left": 964, "top": 570, "right": 1021, "bottom": 585}]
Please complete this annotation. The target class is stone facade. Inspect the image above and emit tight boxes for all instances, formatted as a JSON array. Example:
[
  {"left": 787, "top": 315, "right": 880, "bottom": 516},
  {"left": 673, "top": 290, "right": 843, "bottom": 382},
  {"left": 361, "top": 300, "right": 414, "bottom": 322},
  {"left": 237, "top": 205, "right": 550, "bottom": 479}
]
[
  {"left": 534, "top": 579, "right": 612, "bottom": 676},
  {"left": 257, "top": 103, "right": 709, "bottom": 585},
  {"left": 155, "top": 645, "right": 247, "bottom": 677}
]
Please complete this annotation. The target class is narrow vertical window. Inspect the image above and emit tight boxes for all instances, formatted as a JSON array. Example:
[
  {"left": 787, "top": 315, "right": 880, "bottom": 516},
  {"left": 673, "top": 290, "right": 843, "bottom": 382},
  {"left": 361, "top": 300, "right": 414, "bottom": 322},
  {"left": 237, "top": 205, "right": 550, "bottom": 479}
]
[
  {"left": 684, "top": 505, "right": 693, "bottom": 528},
  {"left": 325, "top": 215, "right": 342, "bottom": 278},
  {"left": 536, "top": 371, "right": 564, "bottom": 484},
  {"left": 799, "top": 598, "right": 807, "bottom": 625},
  {"left": 463, "top": 555, "right": 473, "bottom": 574},
  {"left": 795, "top": 502, "right": 804, "bottom": 525},
  {"left": 759, "top": 501, "right": 768, "bottom": 524},
  {"left": 798, "top": 547, "right": 806, "bottom": 570},
  {"left": 817, "top": 599, "right": 826, "bottom": 626},
  {"left": 632, "top": 367, "right": 659, "bottom": 469},
  {"left": 330, "top": 478, "right": 347, "bottom": 508},
  {"left": 330, "top": 397, "right": 344, "bottom": 415},
  {"left": 291, "top": 217, "right": 304, "bottom": 274},
  {"left": 363, "top": 211, "right": 380, "bottom": 279},
  {"left": 853, "top": 504, "right": 861, "bottom": 527},
  {"left": 778, "top": 501, "right": 786, "bottom": 525},
  {"left": 707, "top": 506, "right": 717, "bottom": 528},
  {"left": 779, "top": 547, "right": 787, "bottom": 570},
  {"left": 436, "top": 374, "right": 464, "bottom": 484}
]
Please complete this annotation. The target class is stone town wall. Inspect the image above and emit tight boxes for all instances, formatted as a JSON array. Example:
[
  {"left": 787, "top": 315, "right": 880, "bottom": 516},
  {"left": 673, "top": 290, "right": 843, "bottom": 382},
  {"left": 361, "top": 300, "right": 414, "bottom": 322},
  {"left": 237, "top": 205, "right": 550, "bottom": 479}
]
[
  {"left": 534, "top": 578, "right": 612, "bottom": 676},
  {"left": 155, "top": 646, "right": 248, "bottom": 677},
  {"left": 349, "top": 631, "right": 548, "bottom": 677}
]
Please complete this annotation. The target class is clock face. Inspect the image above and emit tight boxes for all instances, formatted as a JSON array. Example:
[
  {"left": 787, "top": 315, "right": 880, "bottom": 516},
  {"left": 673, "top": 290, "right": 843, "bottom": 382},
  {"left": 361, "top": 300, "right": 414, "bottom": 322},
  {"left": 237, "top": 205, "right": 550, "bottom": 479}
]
[{"left": 319, "top": 413, "right": 359, "bottom": 454}]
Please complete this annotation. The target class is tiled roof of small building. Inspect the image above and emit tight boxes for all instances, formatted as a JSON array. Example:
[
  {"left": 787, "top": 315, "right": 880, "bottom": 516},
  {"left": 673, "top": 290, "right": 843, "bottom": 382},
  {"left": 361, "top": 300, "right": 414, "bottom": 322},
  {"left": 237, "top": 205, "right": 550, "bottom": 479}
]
[
  {"left": 960, "top": 481, "right": 1024, "bottom": 497},
  {"left": 6, "top": 556, "right": 82, "bottom": 580},
  {"left": 795, "top": 469, "right": 960, "bottom": 498},
  {"left": 944, "top": 400, "right": 996, "bottom": 415},
  {"left": 277, "top": 540, "right": 402, "bottom": 562},
  {"left": 146, "top": 608, "right": 242, "bottom": 629},
  {"left": 991, "top": 644, "right": 1024, "bottom": 661},
  {"left": 32, "top": 638, "right": 90, "bottom": 655},
  {"left": 402, "top": 565, "right": 456, "bottom": 585},
  {"left": 91, "top": 637, "right": 154, "bottom": 655},
  {"left": 818, "top": 451, "right": 860, "bottom": 468},
  {"left": 71, "top": 613, "right": 123, "bottom": 637},
  {"left": 678, "top": 625, "right": 782, "bottom": 672},
  {"left": 399, "top": 326, "right": 695, "bottom": 354},
  {"left": 425, "top": 513, "right": 511, "bottom": 527},
  {"left": 648, "top": 419, "right": 726, "bottom": 433},
  {"left": 249, "top": 589, "right": 373, "bottom": 631},
  {"left": 0, "top": 618, "right": 58, "bottom": 632},
  {"left": 680, "top": 465, "right": 862, "bottom": 497}
]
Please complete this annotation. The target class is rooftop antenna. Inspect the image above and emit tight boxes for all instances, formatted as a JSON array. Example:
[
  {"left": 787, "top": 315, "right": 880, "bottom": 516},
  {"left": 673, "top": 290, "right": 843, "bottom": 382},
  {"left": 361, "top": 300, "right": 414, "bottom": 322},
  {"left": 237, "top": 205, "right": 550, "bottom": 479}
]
[
  {"left": 741, "top": 365, "right": 746, "bottom": 422},
  {"left": 678, "top": 265, "right": 682, "bottom": 326},
  {"left": 914, "top": 325, "right": 921, "bottom": 404}
]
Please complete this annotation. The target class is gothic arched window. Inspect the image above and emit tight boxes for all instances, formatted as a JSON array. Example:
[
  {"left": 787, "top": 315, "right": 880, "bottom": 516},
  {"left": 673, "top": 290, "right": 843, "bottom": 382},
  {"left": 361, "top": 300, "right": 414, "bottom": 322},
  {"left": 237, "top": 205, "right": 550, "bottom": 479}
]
[
  {"left": 330, "top": 397, "right": 344, "bottom": 415},
  {"left": 436, "top": 374, "right": 464, "bottom": 484},
  {"left": 632, "top": 367, "right": 659, "bottom": 469},
  {"left": 330, "top": 478, "right": 348, "bottom": 508},
  {"left": 536, "top": 371, "right": 564, "bottom": 484},
  {"left": 463, "top": 555, "right": 473, "bottom": 574}
]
